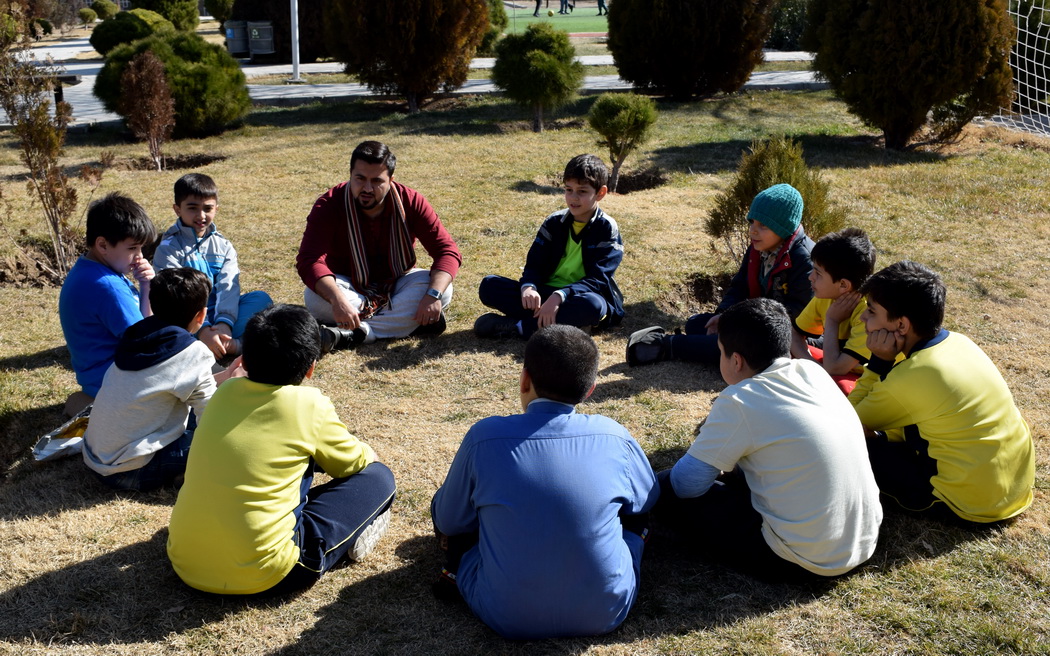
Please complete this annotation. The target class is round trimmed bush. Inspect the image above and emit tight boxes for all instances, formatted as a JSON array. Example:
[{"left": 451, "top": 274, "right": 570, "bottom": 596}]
[
  {"left": 94, "top": 31, "right": 251, "bottom": 137},
  {"left": 90, "top": 9, "right": 174, "bottom": 56},
  {"left": 90, "top": 0, "right": 120, "bottom": 20},
  {"left": 131, "top": 0, "right": 198, "bottom": 32},
  {"left": 79, "top": 8, "right": 98, "bottom": 24},
  {"left": 587, "top": 92, "right": 658, "bottom": 193}
]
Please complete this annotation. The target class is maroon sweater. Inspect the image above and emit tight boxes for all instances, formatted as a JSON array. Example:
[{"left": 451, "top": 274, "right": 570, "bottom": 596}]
[{"left": 296, "top": 181, "right": 462, "bottom": 292}]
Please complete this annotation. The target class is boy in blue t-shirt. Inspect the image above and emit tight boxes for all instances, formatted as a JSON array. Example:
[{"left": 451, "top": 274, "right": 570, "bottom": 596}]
[
  {"left": 153, "top": 173, "right": 272, "bottom": 361},
  {"left": 474, "top": 154, "right": 624, "bottom": 338},
  {"left": 59, "top": 192, "right": 157, "bottom": 416}
]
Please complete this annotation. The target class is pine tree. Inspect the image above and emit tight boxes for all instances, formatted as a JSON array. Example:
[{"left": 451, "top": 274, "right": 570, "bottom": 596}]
[
  {"left": 324, "top": 0, "right": 488, "bottom": 113},
  {"left": 805, "top": 0, "right": 1014, "bottom": 149},
  {"left": 607, "top": 0, "right": 776, "bottom": 99},
  {"left": 491, "top": 22, "right": 583, "bottom": 132}
]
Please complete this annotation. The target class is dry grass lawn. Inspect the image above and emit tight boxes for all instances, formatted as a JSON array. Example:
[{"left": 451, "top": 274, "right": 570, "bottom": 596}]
[{"left": 0, "top": 90, "right": 1048, "bottom": 655}]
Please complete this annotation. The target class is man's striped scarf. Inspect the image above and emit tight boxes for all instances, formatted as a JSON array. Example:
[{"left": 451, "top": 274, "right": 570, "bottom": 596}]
[{"left": 342, "top": 182, "right": 416, "bottom": 318}]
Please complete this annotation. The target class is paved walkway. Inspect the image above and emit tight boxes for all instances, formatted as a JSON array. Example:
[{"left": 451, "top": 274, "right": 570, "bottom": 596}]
[{"left": 3, "top": 37, "right": 823, "bottom": 127}]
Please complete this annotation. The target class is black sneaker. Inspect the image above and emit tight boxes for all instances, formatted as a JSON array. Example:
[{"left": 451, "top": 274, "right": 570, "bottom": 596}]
[
  {"left": 474, "top": 313, "right": 520, "bottom": 339},
  {"left": 626, "top": 326, "right": 670, "bottom": 366},
  {"left": 319, "top": 326, "right": 367, "bottom": 354}
]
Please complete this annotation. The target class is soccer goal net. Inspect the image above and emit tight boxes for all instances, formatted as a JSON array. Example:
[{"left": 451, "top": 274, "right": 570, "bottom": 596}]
[{"left": 996, "top": 1, "right": 1050, "bottom": 136}]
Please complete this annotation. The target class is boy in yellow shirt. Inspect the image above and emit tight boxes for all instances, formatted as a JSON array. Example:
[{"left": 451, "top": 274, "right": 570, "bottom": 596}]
[
  {"left": 850, "top": 261, "right": 1034, "bottom": 525},
  {"left": 167, "top": 304, "right": 396, "bottom": 595},
  {"left": 790, "top": 227, "right": 877, "bottom": 394}
]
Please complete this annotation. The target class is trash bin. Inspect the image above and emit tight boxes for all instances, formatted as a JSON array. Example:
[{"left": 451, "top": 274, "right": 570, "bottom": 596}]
[
  {"left": 247, "top": 21, "right": 276, "bottom": 57},
  {"left": 225, "top": 20, "right": 248, "bottom": 55}
]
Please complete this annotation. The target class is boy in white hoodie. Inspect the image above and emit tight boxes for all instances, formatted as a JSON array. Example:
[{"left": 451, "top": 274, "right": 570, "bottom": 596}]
[{"left": 82, "top": 268, "right": 240, "bottom": 491}]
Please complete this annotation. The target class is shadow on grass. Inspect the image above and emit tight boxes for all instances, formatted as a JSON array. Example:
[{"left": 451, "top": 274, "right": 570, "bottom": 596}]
[
  {"left": 0, "top": 448, "right": 187, "bottom": 520},
  {"left": 651, "top": 134, "right": 947, "bottom": 177},
  {"left": 510, "top": 179, "right": 563, "bottom": 195},
  {"left": 0, "top": 345, "right": 70, "bottom": 371},
  {"left": 0, "top": 528, "right": 252, "bottom": 645},
  {"left": 356, "top": 326, "right": 526, "bottom": 373}
]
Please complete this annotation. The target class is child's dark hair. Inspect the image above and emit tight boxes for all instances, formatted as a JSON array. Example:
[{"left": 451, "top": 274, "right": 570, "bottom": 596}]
[
  {"left": 85, "top": 192, "right": 157, "bottom": 249},
  {"left": 149, "top": 268, "right": 211, "bottom": 329},
  {"left": 242, "top": 304, "right": 321, "bottom": 386},
  {"left": 174, "top": 173, "right": 219, "bottom": 205},
  {"left": 860, "top": 261, "right": 945, "bottom": 339},
  {"left": 810, "top": 227, "right": 876, "bottom": 289},
  {"left": 718, "top": 298, "right": 791, "bottom": 373},
  {"left": 351, "top": 140, "right": 397, "bottom": 176},
  {"left": 563, "top": 154, "right": 609, "bottom": 191},
  {"left": 524, "top": 325, "right": 598, "bottom": 405}
]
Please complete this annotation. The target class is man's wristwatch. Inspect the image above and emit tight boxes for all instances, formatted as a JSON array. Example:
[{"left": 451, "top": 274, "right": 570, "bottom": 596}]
[{"left": 425, "top": 288, "right": 441, "bottom": 300}]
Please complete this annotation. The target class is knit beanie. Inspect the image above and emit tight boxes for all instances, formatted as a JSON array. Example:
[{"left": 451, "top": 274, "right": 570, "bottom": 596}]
[{"left": 747, "top": 183, "right": 803, "bottom": 239}]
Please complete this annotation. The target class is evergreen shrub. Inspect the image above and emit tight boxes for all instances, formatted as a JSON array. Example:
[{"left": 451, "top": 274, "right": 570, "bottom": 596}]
[
  {"left": 492, "top": 22, "right": 583, "bottom": 131},
  {"left": 805, "top": 0, "right": 1014, "bottom": 149},
  {"left": 131, "top": 0, "right": 197, "bottom": 31},
  {"left": 325, "top": 0, "right": 488, "bottom": 112},
  {"left": 587, "top": 92, "right": 657, "bottom": 193},
  {"left": 478, "top": 0, "right": 508, "bottom": 56},
  {"left": 607, "top": 0, "right": 777, "bottom": 99},
  {"left": 94, "top": 30, "right": 250, "bottom": 137},
  {"left": 767, "top": 0, "right": 808, "bottom": 50},
  {"left": 90, "top": 8, "right": 173, "bottom": 56},
  {"left": 706, "top": 136, "right": 845, "bottom": 261},
  {"left": 90, "top": 0, "right": 119, "bottom": 20}
]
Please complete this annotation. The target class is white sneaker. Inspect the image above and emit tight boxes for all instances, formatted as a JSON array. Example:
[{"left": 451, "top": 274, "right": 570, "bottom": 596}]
[{"left": 348, "top": 507, "right": 391, "bottom": 562}]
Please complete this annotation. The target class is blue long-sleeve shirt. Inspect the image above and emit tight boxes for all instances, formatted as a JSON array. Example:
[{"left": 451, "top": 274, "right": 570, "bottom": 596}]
[{"left": 432, "top": 399, "right": 659, "bottom": 639}]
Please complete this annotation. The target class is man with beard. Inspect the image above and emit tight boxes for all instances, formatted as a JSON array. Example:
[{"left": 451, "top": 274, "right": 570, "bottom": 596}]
[{"left": 296, "top": 141, "right": 462, "bottom": 350}]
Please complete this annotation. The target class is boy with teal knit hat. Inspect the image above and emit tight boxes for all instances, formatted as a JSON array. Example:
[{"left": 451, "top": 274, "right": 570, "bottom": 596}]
[{"left": 627, "top": 183, "right": 814, "bottom": 366}]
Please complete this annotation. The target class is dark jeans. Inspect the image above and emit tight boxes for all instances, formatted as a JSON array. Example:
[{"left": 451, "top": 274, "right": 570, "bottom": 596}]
[
  {"left": 654, "top": 469, "right": 820, "bottom": 583},
  {"left": 666, "top": 312, "right": 721, "bottom": 365},
  {"left": 264, "top": 461, "right": 397, "bottom": 596},
  {"left": 95, "top": 422, "right": 195, "bottom": 492},
  {"left": 478, "top": 275, "right": 607, "bottom": 337}
]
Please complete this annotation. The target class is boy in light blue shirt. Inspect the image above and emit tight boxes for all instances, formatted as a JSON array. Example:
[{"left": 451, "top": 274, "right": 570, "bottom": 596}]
[{"left": 153, "top": 173, "right": 272, "bottom": 361}]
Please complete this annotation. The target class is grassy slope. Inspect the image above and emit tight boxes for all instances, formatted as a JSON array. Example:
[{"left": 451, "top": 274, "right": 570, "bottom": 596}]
[{"left": 0, "top": 90, "right": 1047, "bottom": 655}]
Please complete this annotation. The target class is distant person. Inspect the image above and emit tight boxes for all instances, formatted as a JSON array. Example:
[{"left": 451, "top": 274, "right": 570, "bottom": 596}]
[
  {"left": 296, "top": 141, "right": 462, "bottom": 350},
  {"left": 153, "top": 173, "right": 273, "bottom": 362},
  {"left": 790, "top": 227, "right": 879, "bottom": 395},
  {"left": 656, "top": 298, "right": 882, "bottom": 582},
  {"left": 474, "top": 154, "right": 624, "bottom": 339},
  {"left": 534, "top": 0, "right": 541, "bottom": 16},
  {"left": 59, "top": 192, "right": 157, "bottom": 416},
  {"left": 82, "top": 268, "right": 241, "bottom": 491},
  {"left": 627, "top": 183, "right": 814, "bottom": 367},
  {"left": 850, "top": 261, "right": 1035, "bottom": 525},
  {"left": 167, "top": 304, "right": 396, "bottom": 595},
  {"left": 432, "top": 325, "right": 659, "bottom": 639},
  {"left": 597, "top": 0, "right": 607, "bottom": 15}
]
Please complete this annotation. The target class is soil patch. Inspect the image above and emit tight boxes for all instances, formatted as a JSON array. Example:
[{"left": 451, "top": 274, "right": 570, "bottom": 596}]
[
  {"left": 111, "top": 153, "right": 228, "bottom": 171},
  {"left": 0, "top": 240, "right": 72, "bottom": 288},
  {"left": 615, "top": 166, "right": 669, "bottom": 194},
  {"left": 689, "top": 270, "right": 734, "bottom": 306}
]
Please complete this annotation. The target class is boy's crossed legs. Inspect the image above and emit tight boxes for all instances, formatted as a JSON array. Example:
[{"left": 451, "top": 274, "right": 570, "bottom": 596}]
[{"left": 477, "top": 275, "right": 607, "bottom": 338}]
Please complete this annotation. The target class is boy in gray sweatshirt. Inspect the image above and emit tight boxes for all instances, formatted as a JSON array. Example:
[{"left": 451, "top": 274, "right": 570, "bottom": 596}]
[{"left": 82, "top": 268, "right": 241, "bottom": 491}]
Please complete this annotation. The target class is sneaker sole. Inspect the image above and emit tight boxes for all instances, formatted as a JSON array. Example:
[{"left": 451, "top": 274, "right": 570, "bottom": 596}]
[{"left": 348, "top": 507, "right": 392, "bottom": 562}]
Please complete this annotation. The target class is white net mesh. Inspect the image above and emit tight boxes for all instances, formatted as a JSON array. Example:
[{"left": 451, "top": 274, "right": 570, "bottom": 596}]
[{"left": 995, "top": 1, "right": 1050, "bottom": 136}]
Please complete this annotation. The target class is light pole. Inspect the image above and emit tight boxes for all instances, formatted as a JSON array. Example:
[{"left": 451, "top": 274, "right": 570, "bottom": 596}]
[{"left": 288, "top": 0, "right": 303, "bottom": 83}]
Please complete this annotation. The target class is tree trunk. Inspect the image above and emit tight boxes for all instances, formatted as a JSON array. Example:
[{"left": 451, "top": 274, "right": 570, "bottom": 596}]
[
  {"left": 533, "top": 102, "right": 544, "bottom": 132},
  {"left": 609, "top": 156, "right": 626, "bottom": 193},
  {"left": 407, "top": 92, "right": 420, "bottom": 113}
]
